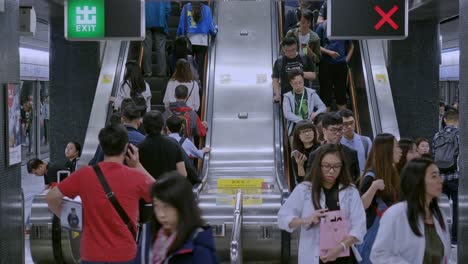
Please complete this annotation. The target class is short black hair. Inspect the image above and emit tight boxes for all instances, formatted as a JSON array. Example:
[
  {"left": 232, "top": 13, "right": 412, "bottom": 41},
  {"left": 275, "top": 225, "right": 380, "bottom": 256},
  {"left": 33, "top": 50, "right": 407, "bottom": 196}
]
[
  {"left": 108, "top": 112, "right": 122, "bottom": 126},
  {"left": 444, "top": 109, "right": 459, "bottom": 122},
  {"left": 143, "top": 110, "right": 165, "bottom": 136},
  {"left": 175, "top": 85, "right": 189, "bottom": 100},
  {"left": 439, "top": 101, "right": 446, "bottom": 107},
  {"left": 98, "top": 125, "right": 128, "bottom": 157},
  {"left": 313, "top": 112, "right": 326, "bottom": 125},
  {"left": 121, "top": 98, "right": 134, "bottom": 112},
  {"left": 122, "top": 104, "right": 141, "bottom": 121},
  {"left": 166, "top": 115, "right": 183, "bottom": 133},
  {"left": 281, "top": 36, "right": 297, "bottom": 47},
  {"left": 338, "top": 109, "right": 354, "bottom": 118},
  {"left": 321, "top": 112, "right": 343, "bottom": 128},
  {"left": 300, "top": 9, "right": 313, "bottom": 23},
  {"left": 27, "top": 158, "right": 44, "bottom": 173},
  {"left": 288, "top": 68, "right": 304, "bottom": 82}
]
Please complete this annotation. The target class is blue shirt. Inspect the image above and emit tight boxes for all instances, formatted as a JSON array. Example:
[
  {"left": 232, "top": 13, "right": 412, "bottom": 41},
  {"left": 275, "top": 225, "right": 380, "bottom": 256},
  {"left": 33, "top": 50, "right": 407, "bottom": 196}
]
[
  {"left": 341, "top": 133, "right": 372, "bottom": 174},
  {"left": 316, "top": 23, "right": 351, "bottom": 64},
  {"left": 145, "top": 1, "right": 171, "bottom": 33},
  {"left": 176, "top": 3, "right": 218, "bottom": 37}
]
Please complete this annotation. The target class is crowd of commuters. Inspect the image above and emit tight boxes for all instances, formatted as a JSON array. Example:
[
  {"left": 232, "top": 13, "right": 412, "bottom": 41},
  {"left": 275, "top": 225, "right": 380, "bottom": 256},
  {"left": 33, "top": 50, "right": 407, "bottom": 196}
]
[{"left": 22, "top": 1, "right": 462, "bottom": 263}]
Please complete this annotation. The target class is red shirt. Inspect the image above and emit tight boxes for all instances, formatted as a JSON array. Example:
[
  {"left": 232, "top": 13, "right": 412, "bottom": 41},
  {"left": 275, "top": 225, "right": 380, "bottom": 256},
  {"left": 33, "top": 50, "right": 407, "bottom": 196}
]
[{"left": 58, "top": 162, "right": 153, "bottom": 262}]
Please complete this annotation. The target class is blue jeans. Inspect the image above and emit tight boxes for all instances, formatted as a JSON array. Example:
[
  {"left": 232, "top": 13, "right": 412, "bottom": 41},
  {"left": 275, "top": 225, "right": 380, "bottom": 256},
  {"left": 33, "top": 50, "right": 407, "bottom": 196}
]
[
  {"left": 143, "top": 28, "right": 167, "bottom": 77},
  {"left": 81, "top": 261, "right": 134, "bottom": 264}
]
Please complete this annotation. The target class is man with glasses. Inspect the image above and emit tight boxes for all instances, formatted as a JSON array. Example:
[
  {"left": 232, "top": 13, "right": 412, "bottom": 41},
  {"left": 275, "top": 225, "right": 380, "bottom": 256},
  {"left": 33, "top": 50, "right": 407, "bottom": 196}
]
[
  {"left": 305, "top": 112, "right": 360, "bottom": 181},
  {"left": 272, "top": 36, "right": 316, "bottom": 102},
  {"left": 339, "top": 109, "right": 372, "bottom": 174}
]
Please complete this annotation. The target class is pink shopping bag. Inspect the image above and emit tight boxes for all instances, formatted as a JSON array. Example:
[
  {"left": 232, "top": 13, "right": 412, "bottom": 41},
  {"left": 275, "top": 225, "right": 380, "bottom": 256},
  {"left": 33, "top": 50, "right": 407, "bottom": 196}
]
[{"left": 319, "top": 210, "right": 350, "bottom": 257}]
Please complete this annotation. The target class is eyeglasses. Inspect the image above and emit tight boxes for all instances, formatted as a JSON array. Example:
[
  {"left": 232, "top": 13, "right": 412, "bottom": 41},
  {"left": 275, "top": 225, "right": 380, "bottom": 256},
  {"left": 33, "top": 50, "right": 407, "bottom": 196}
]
[
  {"left": 327, "top": 127, "right": 344, "bottom": 134},
  {"left": 321, "top": 163, "right": 342, "bottom": 171},
  {"left": 300, "top": 128, "right": 314, "bottom": 135}
]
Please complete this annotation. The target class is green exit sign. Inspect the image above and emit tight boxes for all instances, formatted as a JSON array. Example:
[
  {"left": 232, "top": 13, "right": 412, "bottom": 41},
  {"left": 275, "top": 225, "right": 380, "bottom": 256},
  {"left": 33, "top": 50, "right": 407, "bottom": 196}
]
[
  {"left": 65, "top": 0, "right": 144, "bottom": 41},
  {"left": 66, "top": 0, "right": 105, "bottom": 39}
]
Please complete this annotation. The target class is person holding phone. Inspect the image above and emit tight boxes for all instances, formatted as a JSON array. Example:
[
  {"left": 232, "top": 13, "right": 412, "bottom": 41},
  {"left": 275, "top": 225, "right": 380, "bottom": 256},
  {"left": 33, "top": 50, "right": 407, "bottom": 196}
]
[
  {"left": 278, "top": 144, "right": 366, "bottom": 264},
  {"left": 292, "top": 121, "right": 320, "bottom": 184}
]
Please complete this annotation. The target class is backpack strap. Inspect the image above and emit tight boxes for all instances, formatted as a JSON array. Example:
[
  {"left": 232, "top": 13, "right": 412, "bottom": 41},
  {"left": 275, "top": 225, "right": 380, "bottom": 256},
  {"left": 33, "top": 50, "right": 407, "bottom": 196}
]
[
  {"left": 361, "top": 136, "right": 369, "bottom": 160},
  {"left": 179, "top": 137, "right": 187, "bottom": 145},
  {"left": 92, "top": 165, "right": 136, "bottom": 239},
  {"left": 185, "top": 81, "right": 195, "bottom": 104}
]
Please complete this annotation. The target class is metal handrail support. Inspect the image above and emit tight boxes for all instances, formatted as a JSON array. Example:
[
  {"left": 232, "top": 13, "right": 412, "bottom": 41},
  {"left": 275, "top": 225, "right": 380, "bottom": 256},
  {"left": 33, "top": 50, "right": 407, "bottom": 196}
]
[{"left": 230, "top": 190, "right": 243, "bottom": 264}]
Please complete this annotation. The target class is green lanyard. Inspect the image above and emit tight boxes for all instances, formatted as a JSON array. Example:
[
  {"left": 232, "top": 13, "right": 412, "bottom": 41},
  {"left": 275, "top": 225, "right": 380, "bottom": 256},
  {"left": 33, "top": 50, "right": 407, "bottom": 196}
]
[{"left": 298, "top": 91, "right": 305, "bottom": 117}]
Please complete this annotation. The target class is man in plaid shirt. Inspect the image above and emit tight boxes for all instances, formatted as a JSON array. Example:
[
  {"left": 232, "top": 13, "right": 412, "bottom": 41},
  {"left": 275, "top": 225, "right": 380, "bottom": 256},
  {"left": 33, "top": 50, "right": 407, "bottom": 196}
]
[{"left": 433, "top": 109, "right": 459, "bottom": 245}]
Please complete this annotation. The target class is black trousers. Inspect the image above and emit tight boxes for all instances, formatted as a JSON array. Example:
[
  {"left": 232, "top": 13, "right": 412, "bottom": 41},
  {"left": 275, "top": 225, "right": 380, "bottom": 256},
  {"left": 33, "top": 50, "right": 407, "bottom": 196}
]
[{"left": 319, "top": 62, "right": 348, "bottom": 107}]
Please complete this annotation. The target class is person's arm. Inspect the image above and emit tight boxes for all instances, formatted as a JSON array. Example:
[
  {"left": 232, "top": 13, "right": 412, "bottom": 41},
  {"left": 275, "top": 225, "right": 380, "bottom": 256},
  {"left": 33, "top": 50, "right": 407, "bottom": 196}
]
[
  {"left": 195, "top": 114, "right": 207, "bottom": 137},
  {"left": 164, "top": 1, "right": 171, "bottom": 20},
  {"left": 309, "top": 91, "right": 326, "bottom": 121},
  {"left": 176, "top": 5, "right": 186, "bottom": 36},
  {"left": 309, "top": 38, "right": 322, "bottom": 64},
  {"left": 176, "top": 161, "right": 187, "bottom": 177},
  {"left": 303, "top": 71, "right": 316, "bottom": 80},
  {"left": 346, "top": 41, "right": 354, "bottom": 63},
  {"left": 206, "top": 5, "right": 218, "bottom": 36},
  {"left": 360, "top": 176, "right": 384, "bottom": 209},
  {"left": 282, "top": 94, "right": 303, "bottom": 123},
  {"left": 46, "top": 187, "right": 64, "bottom": 217},
  {"left": 277, "top": 184, "right": 306, "bottom": 232},
  {"left": 145, "top": 83, "right": 152, "bottom": 112},
  {"left": 192, "top": 83, "right": 200, "bottom": 112},
  {"left": 272, "top": 59, "right": 281, "bottom": 101}
]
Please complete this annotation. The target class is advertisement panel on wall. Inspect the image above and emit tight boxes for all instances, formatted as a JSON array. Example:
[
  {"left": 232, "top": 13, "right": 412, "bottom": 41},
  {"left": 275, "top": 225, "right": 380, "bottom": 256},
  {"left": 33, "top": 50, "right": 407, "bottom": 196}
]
[{"left": 5, "top": 83, "right": 22, "bottom": 166}]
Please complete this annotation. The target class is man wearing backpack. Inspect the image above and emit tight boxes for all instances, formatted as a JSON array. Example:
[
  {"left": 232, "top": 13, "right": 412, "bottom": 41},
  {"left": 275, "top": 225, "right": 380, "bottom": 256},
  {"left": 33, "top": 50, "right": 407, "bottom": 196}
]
[
  {"left": 272, "top": 36, "right": 316, "bottom": 102},
  {"left": 339, "top": 109, "right": 372, "bottom": 174},
  {"left": 163, "top": 85, "right": 208, "bottom": 140},
  {"left": 433, "top": 109, "right": 459, "bottom": 245}
]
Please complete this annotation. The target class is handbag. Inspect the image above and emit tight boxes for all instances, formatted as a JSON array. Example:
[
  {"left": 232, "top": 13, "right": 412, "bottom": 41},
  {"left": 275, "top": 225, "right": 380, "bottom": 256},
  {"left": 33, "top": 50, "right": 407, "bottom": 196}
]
[{"left": 92, "top": 165, "right": 137, "bottom": 239}]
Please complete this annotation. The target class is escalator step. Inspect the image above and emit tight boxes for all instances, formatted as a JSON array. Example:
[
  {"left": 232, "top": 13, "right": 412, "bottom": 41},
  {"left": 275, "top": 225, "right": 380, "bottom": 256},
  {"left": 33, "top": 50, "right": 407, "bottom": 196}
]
[{"left": 145, "top": 77, "right": 168, "bottom": 92}]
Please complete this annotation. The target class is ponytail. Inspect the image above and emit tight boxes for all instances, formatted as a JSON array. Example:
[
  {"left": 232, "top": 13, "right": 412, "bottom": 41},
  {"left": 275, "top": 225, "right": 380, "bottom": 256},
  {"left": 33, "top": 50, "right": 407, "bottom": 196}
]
[{"left": 191, "top": 2, "right": 202, "bottom": 24}]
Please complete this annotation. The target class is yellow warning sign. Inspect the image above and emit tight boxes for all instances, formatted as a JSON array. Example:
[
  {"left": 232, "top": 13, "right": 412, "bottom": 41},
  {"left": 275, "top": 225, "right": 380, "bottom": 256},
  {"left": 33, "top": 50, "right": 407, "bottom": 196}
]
[
  {"left": 375, "top": 74, "right": 387, "bottom": 84},
  {"left": 72, "top": 231, "right": 80, "bottom": 239},
  {"left": 217, "top": 178, "right": 264, "bottom": 188},
  {"left": 102, "top": 74, "right": 113, "bottom": 84},
  {"left": 215, "top": 195, "right": 263, "bottom": 206}
]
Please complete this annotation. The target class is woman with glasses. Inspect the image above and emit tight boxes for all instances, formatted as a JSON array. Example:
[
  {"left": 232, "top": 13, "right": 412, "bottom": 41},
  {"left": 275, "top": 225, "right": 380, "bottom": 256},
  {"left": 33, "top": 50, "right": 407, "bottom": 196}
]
[
  {"left": 278, "top": 144, "right": 366, "bottom": 264},
  {"left": 371, "top": 158, "right": 451, "bottom": 263},
  {"left": 292, "top": 122, "right": 320, "bottom": 184},
  {"left": 356, "top": 133, "right": 402, "bottom": 263}
]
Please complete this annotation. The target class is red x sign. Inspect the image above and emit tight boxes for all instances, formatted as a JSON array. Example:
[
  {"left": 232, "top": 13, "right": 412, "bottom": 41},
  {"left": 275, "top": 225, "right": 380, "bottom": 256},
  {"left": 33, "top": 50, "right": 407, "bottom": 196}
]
[{"left": 374, "top": 5, "right": 399, "bottom": 30}]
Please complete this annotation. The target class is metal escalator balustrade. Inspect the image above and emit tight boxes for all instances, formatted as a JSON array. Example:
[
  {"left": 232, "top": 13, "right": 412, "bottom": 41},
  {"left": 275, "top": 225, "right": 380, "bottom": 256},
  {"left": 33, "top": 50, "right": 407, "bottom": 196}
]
[
  {"left": 195, "top": 0, "right": 289, "bottom": 262},
  {"left": 230, "top": 191, "right": 243, "bottom": 264}
]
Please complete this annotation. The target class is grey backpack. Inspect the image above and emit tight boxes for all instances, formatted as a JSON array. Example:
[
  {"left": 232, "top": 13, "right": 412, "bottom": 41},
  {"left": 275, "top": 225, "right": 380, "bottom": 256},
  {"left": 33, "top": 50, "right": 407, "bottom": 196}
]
[{"left": 433, "top": 127, "right": 459, "bottom": 171}]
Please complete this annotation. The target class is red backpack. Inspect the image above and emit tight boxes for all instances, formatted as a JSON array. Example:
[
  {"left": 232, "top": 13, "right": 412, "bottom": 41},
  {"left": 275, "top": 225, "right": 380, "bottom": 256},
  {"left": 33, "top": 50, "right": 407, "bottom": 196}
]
[{"left": 168, "top": 107, "right": 192, "bottom": 139}]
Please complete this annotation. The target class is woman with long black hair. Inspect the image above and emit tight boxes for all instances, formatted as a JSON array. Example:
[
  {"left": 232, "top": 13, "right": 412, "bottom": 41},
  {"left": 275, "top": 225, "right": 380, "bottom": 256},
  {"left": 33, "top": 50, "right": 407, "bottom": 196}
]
[
  {"left": 113, "top": 61, "right": 152, "bottom": 112},
  {"left": 371, "top": 158, "right": 451, "bottom": 263},
  {"left": 291, "top": 121, "right": 320, "bottom": 183},
  {"left": 137, "top": 172, "right": 219, "bottom": 264},
  {"left": 278, "top": 144, "right": 366, "bottom": 264}
]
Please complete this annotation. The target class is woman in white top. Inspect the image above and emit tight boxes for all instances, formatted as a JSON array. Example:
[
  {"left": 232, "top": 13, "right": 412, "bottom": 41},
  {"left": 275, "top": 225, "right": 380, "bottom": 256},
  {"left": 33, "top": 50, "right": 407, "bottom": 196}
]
[
  {"left": 164, "top": 59, "right": 200, "bottom": 111},
  {"left": 113, "top": 61, "right": 152, "bottom": 112},
  {"left": 278, "top": 144, "right": 366, "bottom": 264},
  {"left": 370, "top": 158, "right": 451, "bottom": 264}
]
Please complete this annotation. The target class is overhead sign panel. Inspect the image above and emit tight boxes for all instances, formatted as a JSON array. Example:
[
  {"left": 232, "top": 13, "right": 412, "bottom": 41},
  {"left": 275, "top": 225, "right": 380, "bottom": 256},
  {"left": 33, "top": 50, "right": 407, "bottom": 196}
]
[
  {"left": 328, "top": 0, "right": 408, "bottom": 40},
  {"left": 65, "top": 0, "right": 144, "bottom": 41}
]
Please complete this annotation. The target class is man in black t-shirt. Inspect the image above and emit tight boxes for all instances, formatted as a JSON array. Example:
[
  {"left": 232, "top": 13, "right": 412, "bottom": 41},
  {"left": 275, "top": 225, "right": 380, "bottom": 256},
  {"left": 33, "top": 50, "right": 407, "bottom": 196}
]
[
  {"left": 139, "top": 110, "right": 187, "bottom": 180},
  {"left": 272, "top": 36, "right": 316, "bottom": 101}
]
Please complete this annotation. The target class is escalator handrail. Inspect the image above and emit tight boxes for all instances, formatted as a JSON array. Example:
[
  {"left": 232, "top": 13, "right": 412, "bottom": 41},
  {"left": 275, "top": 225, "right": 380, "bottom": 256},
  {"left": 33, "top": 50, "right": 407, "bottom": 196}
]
[
  {"left": 194, "top": 0, "right": 217, "bottom": 197},
  {"left": 230, "top": 190, "right": 243, "bottom": 263},
  {"left": 272, "top": 1, "right": 290, "bottom": 198}
]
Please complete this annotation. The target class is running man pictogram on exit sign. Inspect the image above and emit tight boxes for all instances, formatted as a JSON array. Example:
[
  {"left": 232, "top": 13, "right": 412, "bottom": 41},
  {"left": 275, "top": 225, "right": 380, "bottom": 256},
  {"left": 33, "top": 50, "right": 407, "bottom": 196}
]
[{"left": 327, "top": 0, "right": 408, "bottom": 40}]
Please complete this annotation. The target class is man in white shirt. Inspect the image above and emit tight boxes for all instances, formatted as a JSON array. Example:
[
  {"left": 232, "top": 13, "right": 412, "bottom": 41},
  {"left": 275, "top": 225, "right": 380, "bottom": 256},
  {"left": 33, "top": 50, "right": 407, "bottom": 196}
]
[{"left": 339, "top": 109, "right": 372, "bottom": 174}]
